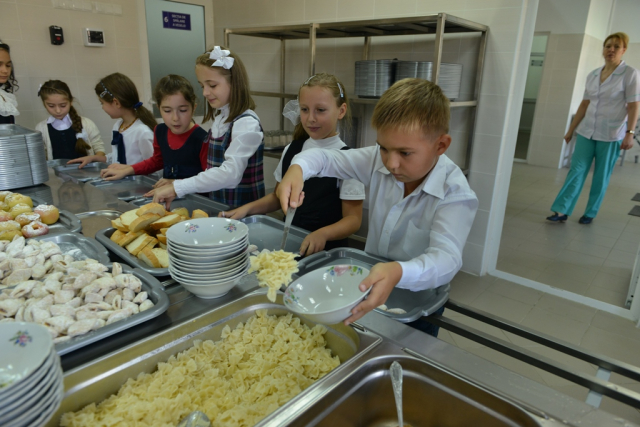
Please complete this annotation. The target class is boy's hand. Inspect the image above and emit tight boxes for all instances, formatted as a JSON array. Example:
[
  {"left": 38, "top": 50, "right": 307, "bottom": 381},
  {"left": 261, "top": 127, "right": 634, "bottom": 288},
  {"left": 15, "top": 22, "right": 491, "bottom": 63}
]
[
  {"left": 344, "top": 262, "right": 403, "bottom": 325},
  {"left": 146, "top": 184, "right": 177, "bottom": 210},
  {"left": 218, "top": 205, "right": 249, "bottom": 220},
  {"left": 300, "top": 230, "right": 327, "bottom": 256},
  {"left": 276, "top": 165, "right": 305, "bottom": 214},
  {"left": 153, "top": 178, "right": 174, "bottom": 188}
]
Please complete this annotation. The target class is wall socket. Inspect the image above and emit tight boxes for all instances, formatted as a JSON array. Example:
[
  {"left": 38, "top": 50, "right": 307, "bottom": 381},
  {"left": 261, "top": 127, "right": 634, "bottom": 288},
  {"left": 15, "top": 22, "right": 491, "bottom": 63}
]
[{"left": 52, "top": 0, "right": 122, "bottom": 16}]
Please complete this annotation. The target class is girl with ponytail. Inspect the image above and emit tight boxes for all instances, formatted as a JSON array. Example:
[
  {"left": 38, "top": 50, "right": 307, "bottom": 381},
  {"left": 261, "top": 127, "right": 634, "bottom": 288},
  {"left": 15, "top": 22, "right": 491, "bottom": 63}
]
[
  {"left": 70, "top": 72, "right": 154, "bottom": 169},
  {"left": 35, "top": 80, "right": 105, "bottom": 164}
]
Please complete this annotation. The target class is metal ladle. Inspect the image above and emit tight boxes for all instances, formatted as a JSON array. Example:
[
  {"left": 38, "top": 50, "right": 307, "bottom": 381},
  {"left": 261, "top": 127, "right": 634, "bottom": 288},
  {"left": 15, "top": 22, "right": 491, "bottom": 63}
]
[
  {"left": 390, "top": 361, "right": 404, "bottom": 427},
  {"left": 177, "top": 411, "right": 211, "bottom": 427}
]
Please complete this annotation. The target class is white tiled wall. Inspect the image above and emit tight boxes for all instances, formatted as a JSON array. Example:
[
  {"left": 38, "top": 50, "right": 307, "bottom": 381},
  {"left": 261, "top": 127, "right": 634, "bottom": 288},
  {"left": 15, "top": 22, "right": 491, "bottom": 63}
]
[{"left": 212, "top": 0, "right": 540, "bottom": 275}]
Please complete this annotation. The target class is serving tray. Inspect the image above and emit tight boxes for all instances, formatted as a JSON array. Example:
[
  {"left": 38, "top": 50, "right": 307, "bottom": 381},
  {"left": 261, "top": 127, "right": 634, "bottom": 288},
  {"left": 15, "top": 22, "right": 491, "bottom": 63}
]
[
  {"left": 95, "top": 227, "right": 169, "bottom": 277},
  {"left": 52, "top": 162, "right": 109, "bottom": 184},
  {"left": 128, "top": 193, "right": 230, "bottom": 217},
  {"left": 241, "top": 215, "right": 309, "bottom": 253},
  {"left": 31, "top": 195, "right": 82, "bottom": 234},
  {"left": 296, "top": 248, "right": 450, "bottom": 323},
  {"left": 89, "top": 175, "right": 158, "bottom": 201}
]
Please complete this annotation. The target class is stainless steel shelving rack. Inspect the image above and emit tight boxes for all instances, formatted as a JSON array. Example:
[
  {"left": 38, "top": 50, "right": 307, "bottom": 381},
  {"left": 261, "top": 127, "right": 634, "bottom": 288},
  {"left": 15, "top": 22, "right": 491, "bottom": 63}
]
[{"left": 224, "top": 13, "right": 488, "bottom": 172}]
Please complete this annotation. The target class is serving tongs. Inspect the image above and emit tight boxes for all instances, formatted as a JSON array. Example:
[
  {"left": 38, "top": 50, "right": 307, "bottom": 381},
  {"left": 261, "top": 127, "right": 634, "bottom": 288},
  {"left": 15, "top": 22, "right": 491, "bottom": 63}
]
[{"left": 280, "top": 206, "right": 296, "bottom": 251}]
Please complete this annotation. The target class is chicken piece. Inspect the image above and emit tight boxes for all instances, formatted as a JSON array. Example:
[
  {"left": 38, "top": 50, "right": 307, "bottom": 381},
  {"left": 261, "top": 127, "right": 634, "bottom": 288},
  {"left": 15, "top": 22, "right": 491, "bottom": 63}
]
[
  {"left": 0, "top": 259, "right": 10, "bottom": 274},
  {"left": 6, "top": 236, "right": 26, "bottom": 258},
  {"left": 0, "top": 253, "right": 6, "bottom": 263},
  {"left": 10, "top": 280, "right": 38, "bottom": 298},
  {"left": 139, "top": 300, "right": 154, "bottom": 312},
  {"left": 67, "top": 318, "right": 103, "bottom": 337},
  {"left": 54, "top": 289, "right": 76, "bottom": 304},
  {"left": 122, "top": 288, "right": 135, "bottom": 301},
  {"left": 43, "top": 280, "right": 62, "bottom": 294},
  {"left": 84, "top": 293, "right": 103, "bottom": 304},
  {"left": 111, "top": 262, "right": 123, "bottom": 277},
  {"left": 66, "top": 297, "right": 82, "bottom": 308},
  {"left": 106, "top": 309, "right": 133, "bottom": 325},
  {"left": 94, "top": 310, "right": 115, "bottom": 320},
  {"left": 44, "top": 326, "right": 59, "bottom": 339},
  {"left": 53, "top": 336, "right": 71, "bottom": 344},
  {"left": 44, "top": 315, "right": 75, "bottom": 334},
  {"left": 104, "top": 289, "right": 123, "bottom": 305},
  {"left": 84, "top": 263, "right": 109, "bottom": 274},
  {"left": 49, "top": 254, "right": 63, "bottom": 263},
  {"left": 114, "top": 274, "right": 142, "bottom": 292},
  {"left": 69, "top": 261, "right": 87, "bottom": 270},
  {"left": 30, "top": 284, "right": 50, "bottom": 299},
  {"left": 33, "top": 294, "right": 54, "bottom": 310},
  {"left": 41, "top": 244, "right": 61, "bottom": 259},
  {"left": 0, "top": 298, "right": 25, "bottom": 317},
  {"left": 14, "top": 305, "right": 24, "bottom": 321},
  {"left": 3, "top": 269, "right": 32, "bottom": 287},
  {"left": 31, "top": 306, "right": 51, "bottom": 323},
  {"left": 75, "top": 310, "right": 98, "bottom": 320},
  {"left": 31, "top": 264, "right": 47, "bottom": 280},
  {"left": 9, "top": 258, "right": 28, "bottom": 270},
  {"left": 22, "top": 245, "right": 40, "bottom": 257},
  {"left": 92, "top": 277, "right": 116, "bottom": 292},
  {"left": 63, "top": 255, "right": 74, "bottom": 264},
  {"left": 0, "top": 241, "right": 9, "bottom": 252},
  {"left": 122, "top": 300, "right": 139, "bottom": 314},
  {"left": 43, "top": 260, "right": 53, "bottom": 273},
  {"left": 78, "top": 301, "right": 112, "bottom": 312},
  {"left": 133, "top": 291, "right": 148, "bottom": 304},
  {"left": 111, "top": 295, "right": 122, "bottom": 310},
  {"left": 70, "top": 272, "right": 98, "bottom": 290},
  {"left": 50, "top": 304, "right": 76, "bottom": 318}
]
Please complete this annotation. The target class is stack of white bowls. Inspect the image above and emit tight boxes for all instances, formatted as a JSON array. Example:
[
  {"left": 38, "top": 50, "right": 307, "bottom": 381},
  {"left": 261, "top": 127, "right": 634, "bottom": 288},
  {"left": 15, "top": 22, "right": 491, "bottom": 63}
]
[
  {"left": 167, "top": 218, "right": 250, "bottom": 299},
  {"left": 0, "top": 322, "right": 64, "bottom": 427}
]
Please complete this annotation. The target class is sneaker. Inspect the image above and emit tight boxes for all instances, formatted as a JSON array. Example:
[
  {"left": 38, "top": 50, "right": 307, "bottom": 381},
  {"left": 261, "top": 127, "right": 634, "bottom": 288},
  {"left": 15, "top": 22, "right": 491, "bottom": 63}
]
[
  {"left": 546, "top": 213, "right": 568, "bottom": 223},
  {"left": 579, "top": 216, "right": 593, "bottom": 224}
]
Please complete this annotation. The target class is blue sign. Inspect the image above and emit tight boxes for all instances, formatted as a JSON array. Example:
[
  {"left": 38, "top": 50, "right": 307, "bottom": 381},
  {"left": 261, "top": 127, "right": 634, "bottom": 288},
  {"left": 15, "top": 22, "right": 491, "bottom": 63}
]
[{"left": 162, "top": 11, "right": 191, "bottom": 31}]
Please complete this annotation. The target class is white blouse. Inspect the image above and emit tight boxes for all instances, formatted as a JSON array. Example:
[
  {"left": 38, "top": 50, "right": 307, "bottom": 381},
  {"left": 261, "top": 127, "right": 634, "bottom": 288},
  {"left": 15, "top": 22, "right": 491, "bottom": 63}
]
[
  {"left": 35, "top": 115, "right": 106, "bottom": 160},
  {"left": 578, "top": 60, "right": 640, "bottom": 142},
  {"left": 292, "top": 147, "right": 478, "bottom": 291},
  {"left": 0, "top": 87, "right": 19, "bottom": 118},
  {"left": 107, "top": 119, "right": 154, "bottom": 165},
  {"left": 174, "top": 105, "right": 263, "bottom": 198},
  {"left": 275, "top": 135, "right": 365, "bottom": 200}
]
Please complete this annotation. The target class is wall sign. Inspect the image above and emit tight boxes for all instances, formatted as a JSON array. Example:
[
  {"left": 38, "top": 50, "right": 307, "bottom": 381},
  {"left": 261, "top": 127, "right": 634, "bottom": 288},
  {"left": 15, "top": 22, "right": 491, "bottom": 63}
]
[{"left": 162, "top": 11, "right": 191, "bottom": 31}]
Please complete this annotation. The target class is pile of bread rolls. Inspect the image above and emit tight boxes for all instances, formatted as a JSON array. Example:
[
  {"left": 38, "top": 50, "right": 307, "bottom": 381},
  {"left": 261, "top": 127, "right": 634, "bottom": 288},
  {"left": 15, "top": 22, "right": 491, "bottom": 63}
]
[
  {"left": 0, "top": 191, "right": 60, "bottom": 240},
  {"left": 110, "top": 203, "right": 208, "bottom": 269}
]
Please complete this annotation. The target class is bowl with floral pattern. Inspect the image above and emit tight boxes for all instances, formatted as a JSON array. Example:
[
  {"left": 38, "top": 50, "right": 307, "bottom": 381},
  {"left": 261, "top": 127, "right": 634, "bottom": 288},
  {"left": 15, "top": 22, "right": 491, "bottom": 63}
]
[
  {"left": 283, "top": 264, "right": 371, "bottom": 324},
  {"left": 0, "top": 322, "right": 53, "bottom": 394},
  {"left": 166, "top": 218, "right": 248, "bottom": 248}
]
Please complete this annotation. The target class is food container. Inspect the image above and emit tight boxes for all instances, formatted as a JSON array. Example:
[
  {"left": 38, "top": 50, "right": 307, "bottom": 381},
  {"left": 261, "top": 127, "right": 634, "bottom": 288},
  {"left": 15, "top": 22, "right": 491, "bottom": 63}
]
[
  {"left": 45, "top": 292, "right": 381, "bottom": 426},
  {"left": 95, "top": 228, "right": 170, "bottom": 277},
  {"left": 89, "top": 175, "right": 158, "bottom": 201},
  {"left": 241, "top": 215, "right": 309, "bottom": 252},
  {"left": 32, "top": 231, "right": 111, "bottom": 265}
]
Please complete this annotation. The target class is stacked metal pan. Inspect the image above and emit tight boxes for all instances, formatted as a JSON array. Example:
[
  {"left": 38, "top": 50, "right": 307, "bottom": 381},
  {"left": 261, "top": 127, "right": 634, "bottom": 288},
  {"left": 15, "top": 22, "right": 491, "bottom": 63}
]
[
  {"left": 0, "top": 124, "right": 48, "bottom": 190},
  {"left": 395, "top": 61, "right": 463, "bottom": 100},
  {"left": 355, "top": 59, "right": 397, "bottom": 98}
]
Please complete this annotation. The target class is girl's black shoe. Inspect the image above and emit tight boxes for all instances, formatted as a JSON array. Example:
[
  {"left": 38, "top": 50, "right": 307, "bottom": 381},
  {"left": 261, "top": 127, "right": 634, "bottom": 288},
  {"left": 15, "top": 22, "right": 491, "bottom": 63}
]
[
  {"left": 546, "top": 212, "right": 568, "bottom": 223},
  {"left": 579, "top": 216, "right": 593, "bottom": 224}
]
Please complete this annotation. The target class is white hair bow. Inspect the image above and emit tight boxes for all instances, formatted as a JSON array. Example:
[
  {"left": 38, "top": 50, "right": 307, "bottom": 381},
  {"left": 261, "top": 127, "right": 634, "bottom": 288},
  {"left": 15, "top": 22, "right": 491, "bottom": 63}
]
[
  {"left": 209, "top": 46, "right": 234, "bottom": 69},
  {"left": 282, "top": 99, "right": 300, "bottom": 125}
]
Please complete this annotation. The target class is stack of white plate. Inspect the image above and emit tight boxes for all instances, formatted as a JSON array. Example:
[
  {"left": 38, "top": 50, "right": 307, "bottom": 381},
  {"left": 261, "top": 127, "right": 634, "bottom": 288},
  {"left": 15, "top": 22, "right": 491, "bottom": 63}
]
[
  {"left": 395, "top": 61, "right": 463, "bottom": 100},
  {"left": 355, "top": 59, "right": 397, "bottom": 98},
  {"left": 0, "top": 322, "right": 64, "bottom": 427},
  {"left": 167, "top": 218, "right": 250, "bottom": 299},
  {"left": 0, "top": 124, "right": 48, "bottom": 190}
]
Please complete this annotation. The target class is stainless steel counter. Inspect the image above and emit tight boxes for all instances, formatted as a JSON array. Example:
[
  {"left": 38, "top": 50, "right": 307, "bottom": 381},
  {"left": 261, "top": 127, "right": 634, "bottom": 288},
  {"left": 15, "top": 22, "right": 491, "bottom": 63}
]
[{"left": 20, "top": 168, "right": 639, "bottom": 427}]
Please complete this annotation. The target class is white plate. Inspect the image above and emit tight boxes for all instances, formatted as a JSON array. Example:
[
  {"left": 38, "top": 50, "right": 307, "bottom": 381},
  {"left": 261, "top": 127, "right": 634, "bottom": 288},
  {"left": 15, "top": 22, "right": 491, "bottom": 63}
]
[
  {"left": 283, "top": 264, "right": 371, "bottom": 324},
  {"left": 166, "top": 218, "right": 248, "bottom": 248},
  {"left": 4, "top": 365, "right": 62, "bottom": 427},
  {"left": 0, "top": 348, "right": 53, "bottom": 403},
  {"left": 168, "top": 246, "right": 247, "bottom": 263},
  {"left": 0, "top": 323, "right": 53, "bottom": 393},
  {"left": 167, "top": 236, "right": 248, "bottom": 255}
]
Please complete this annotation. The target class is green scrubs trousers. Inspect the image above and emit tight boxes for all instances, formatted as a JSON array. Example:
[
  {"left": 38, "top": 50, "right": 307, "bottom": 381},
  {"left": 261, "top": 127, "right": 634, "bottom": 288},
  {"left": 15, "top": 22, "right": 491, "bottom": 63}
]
[{"left": 550, "top": 134, "right": 622, "bottom": 218}]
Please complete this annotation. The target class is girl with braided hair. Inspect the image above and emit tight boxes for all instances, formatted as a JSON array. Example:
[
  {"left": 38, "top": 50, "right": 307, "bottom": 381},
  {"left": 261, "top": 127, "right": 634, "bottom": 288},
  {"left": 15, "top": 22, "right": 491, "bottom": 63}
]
[{"left": 35, "top": 80, "right": 106, "bottom": 164}]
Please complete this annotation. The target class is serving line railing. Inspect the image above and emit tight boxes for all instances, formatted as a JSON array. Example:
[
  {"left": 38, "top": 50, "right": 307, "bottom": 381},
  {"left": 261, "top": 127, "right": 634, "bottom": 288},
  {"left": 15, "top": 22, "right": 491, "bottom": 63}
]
[{"left": 427, "top": 299, "right": 640, "bottom": 410}]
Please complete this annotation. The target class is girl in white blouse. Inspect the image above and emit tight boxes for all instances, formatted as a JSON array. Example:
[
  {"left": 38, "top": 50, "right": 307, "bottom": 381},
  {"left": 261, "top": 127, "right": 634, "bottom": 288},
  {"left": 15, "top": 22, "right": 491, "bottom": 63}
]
[
  {"left": 70, "top": 73, "right": 155, "bottom": 169},
  {"left": 35, "top": 80, "right": 105, "bottom": 162},
  {"left": 147, "top": 47, "right": 265, "bottom": 209},
  {"left": 547, "top": 32, "right": 640, "bottom": 225},
  {"left": 220, "top": 73, "right": 365, "bottom": 256},
  {"left": 0, "top": 41, "right": 19, "bottom": 124}
]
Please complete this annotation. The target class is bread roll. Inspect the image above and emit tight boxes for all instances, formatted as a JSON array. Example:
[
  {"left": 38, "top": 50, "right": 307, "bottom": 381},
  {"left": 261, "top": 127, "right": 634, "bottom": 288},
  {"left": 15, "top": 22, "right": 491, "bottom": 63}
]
[
  {"left": 9, "top": 203, "right": 32, "bottom": 219},
  {"left": 171, "top": 207, "right": 189, "bottom": 218},
  {"left": 192, "top": 209, "right": 208, "bottom": 219},
  {"left": 6, "top": 194, "right": 33, "bottom": 209},
  {"left": 33, "top": 204, "right": 59, "bottom": 224},
  {"left": 137, "top": 203, "right": 166, "bottom": 217}
]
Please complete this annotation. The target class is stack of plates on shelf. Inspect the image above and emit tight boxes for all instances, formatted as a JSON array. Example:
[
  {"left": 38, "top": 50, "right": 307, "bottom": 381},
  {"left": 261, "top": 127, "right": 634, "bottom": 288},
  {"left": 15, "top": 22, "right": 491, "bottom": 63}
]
[
  {"left": 395, "top": 61, "right": 463, "bottom": 100},
  {"left": 167, "top": 218, "right": 250, "bottom": 299},
  {"left": 0, "top": 124, "right": 48, "bottom": 190},
  {"left": 0, "top": 322, "right": 64, "bottom": 427},
  {"left": 355, "top": 59, "right": 397, "bottom": 98}
]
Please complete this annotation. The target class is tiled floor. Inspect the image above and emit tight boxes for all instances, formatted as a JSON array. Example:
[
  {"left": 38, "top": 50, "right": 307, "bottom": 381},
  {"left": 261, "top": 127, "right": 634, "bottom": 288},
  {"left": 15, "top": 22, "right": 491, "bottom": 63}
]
[
  {"left": 498, "top": 161, "right": 640, "bottom": 308},
  {"left": 440, "top": 160, "right": 640, "bottom": 423}
]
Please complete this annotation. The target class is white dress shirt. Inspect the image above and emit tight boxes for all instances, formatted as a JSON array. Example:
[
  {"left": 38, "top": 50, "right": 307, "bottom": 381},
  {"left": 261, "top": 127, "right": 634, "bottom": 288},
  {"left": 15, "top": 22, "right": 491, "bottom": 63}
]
[
  {"left": 36, "top": 115, "right": 106, "bottom": 160},
  {"left": 0, "top": 87, "right": 19, "bottom": 117},
  {"left": 107, "top": 119, "right": 154, "bottom": 165},
  {"left": 174, "top": 105, "right": 263, "bottom": 198},
  {"left": 275, "top": 135, "right": 365, "bottom": 200},
  {"left": 292, "top": 146, "right": 478, "bottom": 291},
  {"left": 578, "top": 60, "right": 640, "bottom": 142}
]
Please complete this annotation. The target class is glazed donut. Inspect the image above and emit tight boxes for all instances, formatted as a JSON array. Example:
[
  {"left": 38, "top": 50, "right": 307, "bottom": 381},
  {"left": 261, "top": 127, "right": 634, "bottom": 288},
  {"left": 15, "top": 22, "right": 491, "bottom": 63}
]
[
  {"left": 34, "top": 204, "right": 59, "bottom": 225},
  {"left": 15, "top": 212, "right": 41, "bottom": 227},
  {"left": 21, "top": 221, "right": 49, "bottom": 238},
  {"left": 0, "top": 211, "right": 12, "bottom": 222},
  {"left": 9, "top": 203, "right": 32, "bottom": 219}
]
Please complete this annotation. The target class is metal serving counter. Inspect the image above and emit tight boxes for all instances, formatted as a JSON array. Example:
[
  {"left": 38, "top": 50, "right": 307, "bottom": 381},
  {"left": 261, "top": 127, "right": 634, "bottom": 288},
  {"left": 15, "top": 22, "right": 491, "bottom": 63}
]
[{"left": 14, "top": 168, "right": 640, "bottom": 426}]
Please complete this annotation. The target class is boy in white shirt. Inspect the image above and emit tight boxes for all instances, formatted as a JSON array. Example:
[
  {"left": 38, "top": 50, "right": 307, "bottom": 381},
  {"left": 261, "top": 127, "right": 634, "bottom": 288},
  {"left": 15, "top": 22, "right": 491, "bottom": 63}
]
[{"left": 277, "top": 78, "right": 479, "bottom": 336}]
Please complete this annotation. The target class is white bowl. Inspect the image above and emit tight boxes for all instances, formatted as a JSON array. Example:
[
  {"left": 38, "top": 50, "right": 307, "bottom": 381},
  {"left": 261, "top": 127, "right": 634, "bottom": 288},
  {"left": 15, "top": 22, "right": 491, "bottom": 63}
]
[
  {"left": 283, "top": 264, "right": 371, "bottom": 324},
  {"left": 169, "top": 262, "right": 249, "bottom": 284},
  {"left": 168, "top": 246, "right": 247, "bottom": 263},
  {"left": 0, "top": 347, "right": 53, "bottom": 404},
  {"left": 170, "top": 257, "right": 249, "bottom": 277},
  {"left": 0, "top": 355, "right": 57, "bottom": 421},
  {"left": 169, "top": 250, "right": 248, "bottom": 269},
  {"left": 0, "top": 322, "right": 53, "bottom": 393},
  {"left": 181, "top": 277, "right": 244, "bottom": 299},
  {"left": 168, "top": 234, "right": 248, "bottom": 252},
  {"left": 166, "top": 218, "right": 248, "bottom": 247}
]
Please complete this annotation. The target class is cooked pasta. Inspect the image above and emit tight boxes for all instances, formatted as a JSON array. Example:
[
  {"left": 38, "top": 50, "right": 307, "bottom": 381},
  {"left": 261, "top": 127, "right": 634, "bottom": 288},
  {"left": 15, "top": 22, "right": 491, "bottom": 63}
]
[
  {"left": 59, "top": 310, "right": 340, "bottom": 427},
  {"left": 248, "top": 250, "right": 299, "bottom": 302}
]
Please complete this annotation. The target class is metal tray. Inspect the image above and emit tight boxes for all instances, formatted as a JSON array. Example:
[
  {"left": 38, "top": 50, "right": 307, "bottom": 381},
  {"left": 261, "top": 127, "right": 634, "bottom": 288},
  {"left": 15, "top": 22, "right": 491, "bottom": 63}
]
[
  {"left": 241, "top": 215, "right": 309, "bottom": 253},
  {"left": 128, "top": 193, "right": 230, "bottom": 216},
  {"left": 52, "top": 162, "right": 109, "bottom": 184},
  {"left": 46, "top": 159, "right": 71, "bottom": 168},
  {"left": 55, "top": 262, "right": 170, "bottom": 356},
  {"left": 89, "top": 175, "right": 158, "bottom": 201},
  {"left": 47, "top": 292, "right": 381, "bottom": 427},
  {"left": 32, "top": 231, "right": 111, "bottom": 265},
  {"left": 95, "top": 227, "right": 170, "bottom": 277},
  {"left": 31, "top": 195, "right": 82, "bottom": 233},
  {"left": 296, "top": 248, "right": 450, "bottom": 323}
]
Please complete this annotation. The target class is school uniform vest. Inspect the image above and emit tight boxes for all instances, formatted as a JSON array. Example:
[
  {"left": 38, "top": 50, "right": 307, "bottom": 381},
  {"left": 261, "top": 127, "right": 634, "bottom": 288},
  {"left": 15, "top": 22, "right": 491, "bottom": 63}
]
[
  {"left": 0, "top": 115, "right": 14, "bottom": 124},
  {"left": 282, "top": 139, "right": 349, "bottom": 250},
  {"left": 206, "top": 113, "right": 265, "bottom": 208},
  {"left": 48, "top": 124, "right": 81, "bottom": 159},
  {"left": 156, "top": 124, "right": 207, "bottom": 180}
]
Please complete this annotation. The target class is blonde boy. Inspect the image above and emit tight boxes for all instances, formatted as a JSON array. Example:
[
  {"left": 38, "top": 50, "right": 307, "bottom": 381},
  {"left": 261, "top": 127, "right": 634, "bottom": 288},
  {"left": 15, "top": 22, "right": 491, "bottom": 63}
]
[{"left": 277, "top": 79, "right": 478, "bottom": 335}]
